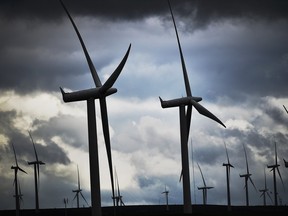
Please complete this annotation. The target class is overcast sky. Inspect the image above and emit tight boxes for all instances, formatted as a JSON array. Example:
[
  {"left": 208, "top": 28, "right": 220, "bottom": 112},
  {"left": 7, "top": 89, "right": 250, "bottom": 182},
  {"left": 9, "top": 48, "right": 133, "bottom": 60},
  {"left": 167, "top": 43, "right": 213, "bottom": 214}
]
[{"left": 1, "top": 0, "right": 288, "bottom": 210}]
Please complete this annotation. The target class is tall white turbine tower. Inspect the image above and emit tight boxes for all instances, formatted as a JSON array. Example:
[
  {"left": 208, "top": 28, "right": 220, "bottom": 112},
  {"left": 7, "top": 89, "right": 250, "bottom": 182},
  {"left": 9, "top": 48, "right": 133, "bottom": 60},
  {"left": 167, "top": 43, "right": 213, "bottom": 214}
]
[
  {"left": 59, "top": 1, "right": 131, "bottom": 216},
  {"left": 159, "top": 0, "right": 226, "bottom": 213}
]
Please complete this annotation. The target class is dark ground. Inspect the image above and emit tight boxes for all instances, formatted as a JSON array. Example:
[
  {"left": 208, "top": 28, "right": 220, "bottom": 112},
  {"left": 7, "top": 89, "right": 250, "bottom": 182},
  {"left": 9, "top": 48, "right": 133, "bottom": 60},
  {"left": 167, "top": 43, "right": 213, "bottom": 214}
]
[{"left": 1, "top": 205, "right": 288, "bottom": 216}]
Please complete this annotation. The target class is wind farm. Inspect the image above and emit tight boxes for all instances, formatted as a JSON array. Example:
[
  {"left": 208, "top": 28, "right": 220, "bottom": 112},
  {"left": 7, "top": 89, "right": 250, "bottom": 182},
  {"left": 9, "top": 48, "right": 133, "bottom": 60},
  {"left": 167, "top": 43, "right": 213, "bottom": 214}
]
[{"left": 1, "top": 0, "right": 288, "bottom": 216}]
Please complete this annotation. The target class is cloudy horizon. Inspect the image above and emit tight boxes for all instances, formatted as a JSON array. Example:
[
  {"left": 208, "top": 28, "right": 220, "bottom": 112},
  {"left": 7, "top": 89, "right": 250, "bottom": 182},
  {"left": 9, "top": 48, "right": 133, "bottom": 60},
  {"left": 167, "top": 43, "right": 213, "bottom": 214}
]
[{"left": 1, "top": 0, "right": 288, "bottom": 210}]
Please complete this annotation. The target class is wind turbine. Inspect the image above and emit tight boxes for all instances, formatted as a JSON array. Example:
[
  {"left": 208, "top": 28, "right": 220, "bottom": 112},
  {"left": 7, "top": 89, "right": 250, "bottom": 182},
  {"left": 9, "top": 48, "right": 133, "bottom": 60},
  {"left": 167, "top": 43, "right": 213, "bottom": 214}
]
[
  {"left": 239, "top": 143, "right": 257, "bottom": 206},
  {"left": 159, "top": 0, "right": 226, "bottom": 213},
  {"left": 27, "top": 131, "right": 45, "bottom": 211},
  {"left": 197, "top": 163, "right": 213, "bottom": 205},
  {"left": 11, "top": 142, "right": 27, "bottom": 216},
  {"left": 161, "top": 185, "right": 169, "bottom": 211},
  {"left": 59, "top": 1, "right": 131, "bottom": 216},
  {"left": 259, "top": 168, "right": 273, "bottom": 206},
  {"left": 222, "top": 141, "right": 234, "bottom": 210},
  {"left": 267, "top": 142, "right": 285, "bottom": 206},
  {"left": 113, "top": 168, "right": 125, "bottom": 207},
  {"left": 72, "top": 165, "right": 89, "bottom": 208}
]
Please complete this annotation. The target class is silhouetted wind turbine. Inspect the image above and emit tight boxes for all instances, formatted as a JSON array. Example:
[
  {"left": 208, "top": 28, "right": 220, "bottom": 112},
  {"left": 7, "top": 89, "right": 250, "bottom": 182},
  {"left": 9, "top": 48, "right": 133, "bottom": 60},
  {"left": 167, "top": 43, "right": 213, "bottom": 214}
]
[
  {"left": 11, "top": 142, "right": 27, "bottom": 216},
  {"left": 27, "top": 131, "right": 45, "bottom": 211},
  {"left": 222, "top": 141, "right": 234, "bottom": 210},
  {"left": 162, "top": 185, "right": 169, "bottom": 211},
  {"left": 59, "top": 1, "right": 131, "bottom": 215},
  {"left": 113, "top": 168, "right": 125, "bottom": 207},
  {"left": 239, "top": 143, "right": 257, "bottom": 206},
  {"left": 73, "top": 165, "right": 89, "bottom": 208},
  {"left": 259, "top": 168, "right": 272, "bottom": 206},
  {"left": 159, "top": 0, "right": 226, "bottom": 213},
  {"left": 267, "top": 142, "right": 285, "bottom": 206},
  {"left": 197, "top": 163, "right": 213, "bottom": 205}
]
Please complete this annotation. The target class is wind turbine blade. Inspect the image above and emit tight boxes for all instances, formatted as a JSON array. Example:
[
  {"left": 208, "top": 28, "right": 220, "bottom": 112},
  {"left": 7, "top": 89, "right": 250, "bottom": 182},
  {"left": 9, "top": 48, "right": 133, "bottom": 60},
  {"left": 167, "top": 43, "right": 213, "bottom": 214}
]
[
  {"left": 186, "top": 105, "right": 192, "bottom": 139},
  {"left": 197, "top": 163, "right": 206, "bottom": 187},
  {"left": 18, "top": 167, "right": 27, "bottom": 174},
  {"left": 72, "top": 193, "right": 78, "bottom": 201},
  {"left": 80, "top": 192, "right": 90, "bottom": 207},
  {"left": 223, "top": 141, "right": 231, "bottom": 165},
  {"left": 284, "top": 158, "right": 288, "bottom": 168},
  {"left": 190, "top": 99, "right": 226, "bottom": 128},
  {"left": 276, "top": 167, "right": 285, "bottom": 189},
  {"left": 100, "top": 44, "right": 131, "bottom": 93},
  {"left": 266, "top": 191, "right": 273, "bottom": 204},
  {"left": 28, "top": 131, "right": 39, "bottom": 162},
  {"left": 283, "top": 105, "right": 288, "bottom": 114},
  {"left": 179, "top": 170, "right": 183, "bottom": 182},
  {"left": 167, "top": 0, "right": 192, "bottom": 97},
  {"left": 274, "top": 142, "right": 278, "bottom": 165},
  {"left": 243, "top": 143, "right": 249, "bottom": 174},
  {"left": 77, "top": 165, "right": 80, "bottom": 190},
  {"left": 59, "top": 0, "right": 101, "bottom": 87},
  {"left": 99, "top": 97, "right": 115, "bottom": 203},
  {"left": 248, "top": 176, "right": 257, "bottom": 191},
  {"left": 11, "top": 142, "right": 18, "bottom": 167}
]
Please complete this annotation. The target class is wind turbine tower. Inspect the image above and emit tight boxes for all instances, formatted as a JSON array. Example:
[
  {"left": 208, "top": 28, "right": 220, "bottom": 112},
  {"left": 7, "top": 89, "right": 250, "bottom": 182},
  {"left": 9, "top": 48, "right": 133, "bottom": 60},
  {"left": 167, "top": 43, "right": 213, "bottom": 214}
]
[
  {"left": 239, "top": 143, "right": 257, "bottom": 206},
  {"left": 27, "top": 131, "right": 45, "bottom": 211},
  {"left": 11, "top": 142, "right": 27, "bottom": 216},
  {"left": 159, "top": 0, "right": 226, "bottom": 213},
  {"left": 222, "top": 141, "right": 234, "bottom": 211},
  {"left": 267, "top": 142, "right": 285, "bottom": 206},
  {"left": 59, "top": 1, "right": 130, "bottom": 216},
  {"left": 72, "top": 165, "right": 89, "bottom": 208},
  {"left": 197, "top": 163, "right": 214, "bottom": 205}
]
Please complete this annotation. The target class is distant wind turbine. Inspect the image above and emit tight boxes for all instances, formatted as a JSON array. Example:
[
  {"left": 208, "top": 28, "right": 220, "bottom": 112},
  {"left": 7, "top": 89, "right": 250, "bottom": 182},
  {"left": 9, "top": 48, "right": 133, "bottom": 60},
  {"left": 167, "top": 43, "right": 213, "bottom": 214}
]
[
  {"left": 267, "top": 142, "right": 285, "bottom": 206},
  {"left": 59, "top": 1, "right": 131, "bottom": 216},
  {"left": 239, "top": 143, "right": 257, "bottom": 206},
  {"left": 27, "top": 131, "right": 45, "bottom": 212},
  {"left": 11, "top": 142, "right": 27, "bottom": 216},
  {"left": 222, "top": 141, "right": 234, "bottom": 211},
  {"left": 259, "top": 168, "right": 273, "bottom": 206},
  {"left": 159, "top": 1, "right": 226, "bottom": 213},
  {"left": 113, "top": 168, "right": 125, "bottom": 207},
  {"left": 72, "top": 165, "right": 89, "bottom": 208},
  {"left": 162, "top": 185, "right": 169, "bottom": 211},
  {"left": 197, "top": 163, "right": 214, "bottom": 205}
]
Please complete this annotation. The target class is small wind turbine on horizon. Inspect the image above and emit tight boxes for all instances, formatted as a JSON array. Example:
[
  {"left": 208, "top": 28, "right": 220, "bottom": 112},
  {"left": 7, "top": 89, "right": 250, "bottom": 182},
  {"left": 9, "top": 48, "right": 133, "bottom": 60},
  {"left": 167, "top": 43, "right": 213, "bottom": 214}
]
[
  {"left": 59, "top": 1, "right": 131, "bottom": 216},
  {"left": 112, "top": 168, "right": 125, "bottom": 207},
  {"left": 11, "top": 142, "right": 27, "bottom": 216},
  {"left": 159, "top": 0, "right": 226, "bottom": 213},
  {"left": 239, "top": 143, "right": 257, "bottom": 206},
  {"left": 222, "top": 141, "right": 234, "bottom": 211},
  {"left": 161, "top": 185, "right": 169, "bottom": 211},
  {"left": 259, "top": 168, "right": 273, "bottom": 206},
  {"left": 197, "top": 163, "right": 214, "bottom": 205},
  {"left": 267, "top": 142, "right": 285, "bottom": 206},
  {"left": 27, "top": 131, "right": 45, "bottom": 212},
  {"left": 72, "top": 165, "right": 89, "bottom": 208}
]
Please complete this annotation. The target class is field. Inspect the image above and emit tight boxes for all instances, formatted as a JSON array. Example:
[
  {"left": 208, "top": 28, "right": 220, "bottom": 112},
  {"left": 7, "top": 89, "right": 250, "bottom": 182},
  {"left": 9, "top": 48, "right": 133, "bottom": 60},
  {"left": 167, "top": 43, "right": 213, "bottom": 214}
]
[{"left": 1, "top": 205, "right": 288, "bottom": 216}]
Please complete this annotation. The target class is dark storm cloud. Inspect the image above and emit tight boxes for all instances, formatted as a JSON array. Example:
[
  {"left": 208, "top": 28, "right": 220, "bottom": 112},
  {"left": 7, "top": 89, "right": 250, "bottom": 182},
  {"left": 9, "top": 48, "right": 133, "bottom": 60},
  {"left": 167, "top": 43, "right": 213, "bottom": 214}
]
[{"left": 1, "top": 0, "right": 287, "bottom": 22}]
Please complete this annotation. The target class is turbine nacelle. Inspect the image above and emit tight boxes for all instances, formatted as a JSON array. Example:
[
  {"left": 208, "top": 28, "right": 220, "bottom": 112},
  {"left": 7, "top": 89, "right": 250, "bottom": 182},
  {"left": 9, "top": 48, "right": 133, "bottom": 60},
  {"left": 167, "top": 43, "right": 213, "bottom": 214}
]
[
  {"left": 159, "top": 96, "right": 202, "bottom": 108},
  {"left": 60, "top": 87, "right": 117, "bottom": 103},
  {"left": 223, "top": 163, "right": 234, "bottom": 168},
  {"left": 28, "top": 161, "right": 45, "bottom": 165}
]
